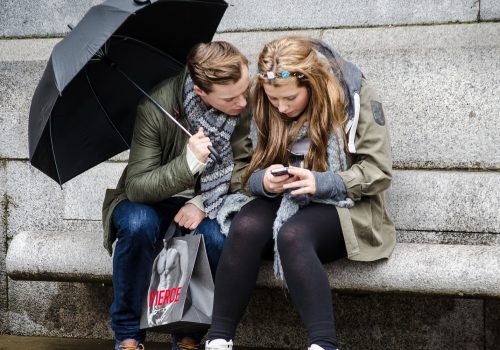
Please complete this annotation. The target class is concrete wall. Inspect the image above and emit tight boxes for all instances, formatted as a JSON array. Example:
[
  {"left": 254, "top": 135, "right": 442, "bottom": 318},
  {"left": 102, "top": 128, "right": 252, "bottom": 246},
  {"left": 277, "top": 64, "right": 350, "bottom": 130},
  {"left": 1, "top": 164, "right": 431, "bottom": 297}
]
[{"left": 0, "top": 0, "right": 499, "bottom": 348}]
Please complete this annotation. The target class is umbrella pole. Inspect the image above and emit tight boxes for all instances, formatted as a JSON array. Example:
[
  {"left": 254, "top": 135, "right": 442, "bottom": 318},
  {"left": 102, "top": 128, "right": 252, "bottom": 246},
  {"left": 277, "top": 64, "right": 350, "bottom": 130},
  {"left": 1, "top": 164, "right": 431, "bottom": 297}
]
[{"left": 103, "top": 57, "right": 222, "bottom": 164}]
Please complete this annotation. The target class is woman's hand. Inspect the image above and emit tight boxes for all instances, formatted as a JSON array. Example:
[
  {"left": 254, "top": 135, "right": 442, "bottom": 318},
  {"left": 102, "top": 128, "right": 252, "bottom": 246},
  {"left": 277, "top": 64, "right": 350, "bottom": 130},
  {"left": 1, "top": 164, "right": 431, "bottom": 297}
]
[
  {"left": 282, "top": 166, "right": 316, "bottom": 196},
  {"left": 263, "top": 164, "right": 298, "bottom": 194}
]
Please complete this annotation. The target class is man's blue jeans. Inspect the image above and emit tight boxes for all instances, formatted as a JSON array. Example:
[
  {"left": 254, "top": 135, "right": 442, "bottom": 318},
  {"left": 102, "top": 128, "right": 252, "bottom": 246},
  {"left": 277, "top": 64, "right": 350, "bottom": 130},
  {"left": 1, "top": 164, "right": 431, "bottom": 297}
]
[{"left": 110, "top": 197, "right": 225, "bottom": 342}]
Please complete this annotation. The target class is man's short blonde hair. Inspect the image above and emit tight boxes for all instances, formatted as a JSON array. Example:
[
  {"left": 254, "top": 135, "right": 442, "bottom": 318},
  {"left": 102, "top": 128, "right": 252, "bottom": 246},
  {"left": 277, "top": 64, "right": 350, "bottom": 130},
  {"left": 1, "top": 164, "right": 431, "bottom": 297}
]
[{"left": 186, "top": 41, "right": 248, "bottom": 93}]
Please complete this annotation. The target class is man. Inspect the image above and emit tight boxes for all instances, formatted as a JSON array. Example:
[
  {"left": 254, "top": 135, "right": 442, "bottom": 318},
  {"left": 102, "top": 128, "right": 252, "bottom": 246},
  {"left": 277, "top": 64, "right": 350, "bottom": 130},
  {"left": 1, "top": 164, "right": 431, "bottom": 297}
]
[{"left": 101, "top": 41, "right": 252, "bottom": 350}]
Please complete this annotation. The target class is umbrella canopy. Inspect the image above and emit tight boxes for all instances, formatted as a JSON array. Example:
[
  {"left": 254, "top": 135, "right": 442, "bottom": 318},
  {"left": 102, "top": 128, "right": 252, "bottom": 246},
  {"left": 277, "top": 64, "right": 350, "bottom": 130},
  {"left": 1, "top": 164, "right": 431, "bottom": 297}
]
[{"left": 29, "top": 0, "right": 228, "bottom": 185}]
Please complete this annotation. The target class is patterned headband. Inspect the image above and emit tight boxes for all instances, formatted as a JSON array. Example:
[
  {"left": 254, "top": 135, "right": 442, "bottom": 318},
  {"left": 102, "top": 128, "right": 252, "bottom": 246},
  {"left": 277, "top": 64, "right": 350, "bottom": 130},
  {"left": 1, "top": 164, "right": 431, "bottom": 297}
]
[{"left": 257, "top": 69, "right": 305, "bottom": 80}]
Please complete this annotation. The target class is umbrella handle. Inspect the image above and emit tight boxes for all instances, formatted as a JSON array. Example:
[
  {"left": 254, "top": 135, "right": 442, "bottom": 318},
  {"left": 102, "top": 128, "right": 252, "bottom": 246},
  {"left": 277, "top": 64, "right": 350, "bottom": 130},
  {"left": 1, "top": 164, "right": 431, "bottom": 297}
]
[{"left": 208, "top": 146, "right": 223, "bottom": 163}]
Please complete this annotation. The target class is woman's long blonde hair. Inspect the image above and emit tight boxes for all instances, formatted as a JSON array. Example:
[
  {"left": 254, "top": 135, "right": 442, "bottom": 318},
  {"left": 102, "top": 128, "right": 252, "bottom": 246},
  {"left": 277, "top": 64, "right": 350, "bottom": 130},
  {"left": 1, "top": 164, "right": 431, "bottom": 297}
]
[{"left": 245, "top": 36, "right": 348, "bottom": 184}]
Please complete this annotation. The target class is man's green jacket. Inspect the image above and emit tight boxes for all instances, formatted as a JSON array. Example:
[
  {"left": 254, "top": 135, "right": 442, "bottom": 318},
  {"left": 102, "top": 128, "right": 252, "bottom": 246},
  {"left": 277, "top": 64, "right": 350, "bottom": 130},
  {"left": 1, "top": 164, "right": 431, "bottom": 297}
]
[{"left": 101, "top": 69, "right": 252, "bottom": 254}]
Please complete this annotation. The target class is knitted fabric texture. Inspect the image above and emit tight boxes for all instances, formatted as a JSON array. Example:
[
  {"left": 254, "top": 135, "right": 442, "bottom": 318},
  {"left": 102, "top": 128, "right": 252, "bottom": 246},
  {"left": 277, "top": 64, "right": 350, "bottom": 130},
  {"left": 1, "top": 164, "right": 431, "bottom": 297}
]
[
  {"left": 216, "top": 192, "right": 253, "bottom": 235},
  {"left": 183, "top": 76, "right": 237, "bottom": 219},
  {"left": 272, "top": 122, "right": 354, "bottom": 280}
]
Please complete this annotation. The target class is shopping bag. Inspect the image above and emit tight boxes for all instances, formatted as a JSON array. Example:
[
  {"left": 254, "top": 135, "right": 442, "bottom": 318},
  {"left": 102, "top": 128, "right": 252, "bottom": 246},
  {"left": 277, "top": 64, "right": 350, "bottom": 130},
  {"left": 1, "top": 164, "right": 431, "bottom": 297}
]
[{"left": 139, "top": 224, "right": 214, "bottom": 333}]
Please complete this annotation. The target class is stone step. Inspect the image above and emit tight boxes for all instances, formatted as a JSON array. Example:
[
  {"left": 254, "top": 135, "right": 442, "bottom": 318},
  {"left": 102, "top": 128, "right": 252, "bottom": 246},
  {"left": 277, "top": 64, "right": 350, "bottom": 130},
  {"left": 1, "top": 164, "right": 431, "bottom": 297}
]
[
  {"left": 1, "top": 0, "right": 498, "bottom": 38},
  {"left": 3, "top": 161, "right": 498, "bottom": 243},
  {"left": 216, "top": 23, "right": 500, "bottom": 170},
  {"left": 5, "top": 277, "right": 499, "bottom": 348},
  {"left": 2, "top": 23, "right": 499, "bottom": 169},
  {"left": 219, "top": 0, "right": 484, "bottom": 31},
  {"left": 6, "top": 230, "right": 500, "bottom": 298}
]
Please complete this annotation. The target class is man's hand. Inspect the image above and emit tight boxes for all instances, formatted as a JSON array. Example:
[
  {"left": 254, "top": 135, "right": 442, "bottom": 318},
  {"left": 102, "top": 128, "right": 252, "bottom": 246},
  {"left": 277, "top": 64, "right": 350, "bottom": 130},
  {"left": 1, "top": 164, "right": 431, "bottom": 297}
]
[
  {"left": 263, "top": 164, "right": 298, "bottom": 194},
  {"left": 174, "top": 203, "right": 206, "bottom": 230},
  {"left": 188, "top": 127, "right": 212, "bottom": 163}
]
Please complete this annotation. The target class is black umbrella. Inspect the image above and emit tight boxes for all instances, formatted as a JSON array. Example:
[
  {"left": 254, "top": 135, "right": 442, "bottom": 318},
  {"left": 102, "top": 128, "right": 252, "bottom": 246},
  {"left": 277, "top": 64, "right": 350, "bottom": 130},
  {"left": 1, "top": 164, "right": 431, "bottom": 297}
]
[{"left": 29, "top": 0, "right": 227, "bottom": 185}]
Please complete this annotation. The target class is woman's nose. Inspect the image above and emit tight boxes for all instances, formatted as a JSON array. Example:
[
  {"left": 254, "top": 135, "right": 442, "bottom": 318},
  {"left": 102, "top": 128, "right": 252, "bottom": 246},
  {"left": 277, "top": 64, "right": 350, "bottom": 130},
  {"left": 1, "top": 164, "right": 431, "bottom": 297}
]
[{"left": 278, "top": 101, "right": 288, "bottom": 113}]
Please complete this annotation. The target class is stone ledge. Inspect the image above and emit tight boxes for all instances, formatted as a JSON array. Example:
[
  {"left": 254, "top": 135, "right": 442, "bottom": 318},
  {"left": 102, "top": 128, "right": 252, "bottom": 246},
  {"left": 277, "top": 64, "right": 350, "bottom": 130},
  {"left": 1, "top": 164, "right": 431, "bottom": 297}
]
[
  {"left": 0, "top": 0, "right": 480, "bottom": 37},
  {"left": 6, "top": 230, "right": 500, "bottom": 298}
]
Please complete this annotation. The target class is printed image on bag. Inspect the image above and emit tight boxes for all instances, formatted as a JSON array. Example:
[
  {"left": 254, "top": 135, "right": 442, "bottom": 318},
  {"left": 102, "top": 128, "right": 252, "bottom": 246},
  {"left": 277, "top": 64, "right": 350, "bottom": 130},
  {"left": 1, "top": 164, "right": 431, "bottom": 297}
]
[
  {"left": 147, "top": 238, "right": 189, "bottom": 326},
  {"left": 140, "top": 232, "right": 214, "bottom": 333}
]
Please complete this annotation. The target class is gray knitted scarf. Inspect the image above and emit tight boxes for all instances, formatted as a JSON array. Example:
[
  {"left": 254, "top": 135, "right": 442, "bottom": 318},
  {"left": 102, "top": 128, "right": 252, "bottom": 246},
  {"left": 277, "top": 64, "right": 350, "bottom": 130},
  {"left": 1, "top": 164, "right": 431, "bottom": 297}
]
[
  {"left": 183, "top": 76, "right": 237, "bottom": 219},
  {"left": 272, "top": 122, "right": 354, "bottom": 280}
]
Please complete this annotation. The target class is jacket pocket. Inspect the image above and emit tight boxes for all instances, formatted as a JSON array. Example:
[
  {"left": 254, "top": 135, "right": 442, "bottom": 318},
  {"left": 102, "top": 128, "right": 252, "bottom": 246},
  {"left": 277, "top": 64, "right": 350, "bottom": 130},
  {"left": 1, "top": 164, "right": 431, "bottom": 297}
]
[
  {"left": 370, "top": 194, "right": 384, "bottom": 232},
  {"left": 351, "top": 196, "right": 383, "bottom": 247}
]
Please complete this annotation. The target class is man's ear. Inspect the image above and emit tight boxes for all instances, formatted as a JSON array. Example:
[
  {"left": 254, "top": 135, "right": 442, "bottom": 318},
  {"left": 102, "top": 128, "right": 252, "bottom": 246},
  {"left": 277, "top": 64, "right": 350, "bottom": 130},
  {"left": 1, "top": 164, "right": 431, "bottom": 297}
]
[{"left": 193, "top": 84, "right": 206, "bottom": 97}]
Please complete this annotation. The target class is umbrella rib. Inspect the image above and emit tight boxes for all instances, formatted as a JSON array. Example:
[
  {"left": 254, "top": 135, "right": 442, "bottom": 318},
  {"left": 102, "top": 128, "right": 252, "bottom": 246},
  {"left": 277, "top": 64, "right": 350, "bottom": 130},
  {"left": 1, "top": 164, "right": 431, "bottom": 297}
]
[
  {"left": 84, "top": 67, "right": 130, "bottom": 148},
  {"left": 49, "top": 115, "right": 64, "bottom": 187}
]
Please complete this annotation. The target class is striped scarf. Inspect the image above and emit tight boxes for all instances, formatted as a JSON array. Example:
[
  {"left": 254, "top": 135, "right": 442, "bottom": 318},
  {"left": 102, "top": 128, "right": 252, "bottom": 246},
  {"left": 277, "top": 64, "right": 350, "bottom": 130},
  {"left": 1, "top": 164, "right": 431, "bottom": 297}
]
[{"left": 183, "top": 76, "right": 237, "bottom": 219}]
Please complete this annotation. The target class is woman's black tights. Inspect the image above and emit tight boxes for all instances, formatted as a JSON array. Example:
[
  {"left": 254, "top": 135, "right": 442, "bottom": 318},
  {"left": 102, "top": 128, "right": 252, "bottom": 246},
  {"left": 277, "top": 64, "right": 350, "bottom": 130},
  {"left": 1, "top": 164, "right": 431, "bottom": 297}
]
[{"left": 208, "top": 197, "right": 347, "bottom": 348}]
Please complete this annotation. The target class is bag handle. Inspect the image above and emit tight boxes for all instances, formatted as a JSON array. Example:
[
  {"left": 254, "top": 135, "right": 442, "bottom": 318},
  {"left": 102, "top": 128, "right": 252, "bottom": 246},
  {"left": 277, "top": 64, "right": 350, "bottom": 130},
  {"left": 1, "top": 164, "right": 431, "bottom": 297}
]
[
  {"left": 165, "top": 221, "right": 197, "bottom": 242},
  {"left": 164, "top": 222, "right": 182, "bottom": 242}
]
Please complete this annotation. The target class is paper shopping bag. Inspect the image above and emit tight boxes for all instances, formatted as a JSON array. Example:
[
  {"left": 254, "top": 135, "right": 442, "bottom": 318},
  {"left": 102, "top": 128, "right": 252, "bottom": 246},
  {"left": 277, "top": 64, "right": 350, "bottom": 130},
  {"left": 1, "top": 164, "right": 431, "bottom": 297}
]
[{"left": 140, "top": 231, "right": 214, "bottom": 333}]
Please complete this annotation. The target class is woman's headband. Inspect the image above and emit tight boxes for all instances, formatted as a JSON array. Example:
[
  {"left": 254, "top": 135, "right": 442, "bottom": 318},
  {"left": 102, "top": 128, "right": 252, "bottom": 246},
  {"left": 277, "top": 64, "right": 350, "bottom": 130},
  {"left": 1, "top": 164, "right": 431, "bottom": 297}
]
[{"left": 257, "top": 69, "right": 305, "bottom": 80}]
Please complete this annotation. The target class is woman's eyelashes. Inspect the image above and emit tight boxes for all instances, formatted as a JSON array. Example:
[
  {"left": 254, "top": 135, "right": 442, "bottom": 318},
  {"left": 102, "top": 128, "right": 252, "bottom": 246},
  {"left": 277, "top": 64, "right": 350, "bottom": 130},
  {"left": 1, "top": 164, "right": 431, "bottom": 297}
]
[{"left": 268, "top": 96, "right": 296, "bottom": 102}]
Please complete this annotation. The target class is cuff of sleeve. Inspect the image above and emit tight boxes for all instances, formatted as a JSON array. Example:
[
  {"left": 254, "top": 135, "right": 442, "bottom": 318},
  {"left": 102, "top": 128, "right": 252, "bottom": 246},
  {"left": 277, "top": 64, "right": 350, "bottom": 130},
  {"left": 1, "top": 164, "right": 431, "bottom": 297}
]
[
  {"left": 186, "top": 195, "right": 206, "bottom": 214},
  {"left": 312, "top": 171, "right": 348, "bottom": 201},
  {"left": 186, "top": 145, "right": 207, "bottom": 175},
  {"left": 248, "top": 169, "right": 279, "bottom": 197}
]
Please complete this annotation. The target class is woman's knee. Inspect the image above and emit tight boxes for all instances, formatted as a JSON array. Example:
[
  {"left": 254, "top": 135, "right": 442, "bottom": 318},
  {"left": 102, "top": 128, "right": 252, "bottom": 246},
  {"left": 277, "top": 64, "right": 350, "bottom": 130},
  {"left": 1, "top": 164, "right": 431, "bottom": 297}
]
[
  {"left": 229, "top": 213, "right": 268, "bottom": 245},
  {"left": 277, "top": 225, "right": 308, "bottom": 256}
]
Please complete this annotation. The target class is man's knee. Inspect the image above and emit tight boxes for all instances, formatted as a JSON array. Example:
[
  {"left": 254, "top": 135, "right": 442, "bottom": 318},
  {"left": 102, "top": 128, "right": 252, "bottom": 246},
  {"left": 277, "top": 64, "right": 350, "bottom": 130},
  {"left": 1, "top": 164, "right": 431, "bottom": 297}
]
[
  {"left": 195, "top": 219, "right": 225, "bottom": 250},
  {"left": 114, "top": 202, "right": 160, "bottom": 244}
]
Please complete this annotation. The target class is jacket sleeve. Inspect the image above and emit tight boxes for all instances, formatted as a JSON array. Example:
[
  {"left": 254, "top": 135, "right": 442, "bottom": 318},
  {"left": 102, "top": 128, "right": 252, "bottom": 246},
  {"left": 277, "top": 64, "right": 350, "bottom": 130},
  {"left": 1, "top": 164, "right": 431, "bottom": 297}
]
[
  {"left": 337, "top": 79, "right": 393, "bottom": 201},
  {"left": 229, "top": 109, "right": 253, "bottom": 193},
  {"left": 311, "top": 171, "right": 348, "bottom": 201},
  {"left": 125, "top": 101, "right": 196, "bottom": 203}
]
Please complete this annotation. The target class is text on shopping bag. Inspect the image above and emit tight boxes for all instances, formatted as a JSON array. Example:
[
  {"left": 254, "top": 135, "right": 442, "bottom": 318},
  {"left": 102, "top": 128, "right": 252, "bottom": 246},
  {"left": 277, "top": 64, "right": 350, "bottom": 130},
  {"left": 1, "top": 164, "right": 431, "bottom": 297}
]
[{"left": 149, "top": 287, "right": 183, "bottom": 307}]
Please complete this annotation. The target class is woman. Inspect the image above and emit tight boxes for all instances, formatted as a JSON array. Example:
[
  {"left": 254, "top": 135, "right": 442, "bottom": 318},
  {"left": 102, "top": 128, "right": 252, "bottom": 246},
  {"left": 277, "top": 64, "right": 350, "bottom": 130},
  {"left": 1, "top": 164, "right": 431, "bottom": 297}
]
[{"left": 206, "top": 36, "right": 396, "bottom": 350}]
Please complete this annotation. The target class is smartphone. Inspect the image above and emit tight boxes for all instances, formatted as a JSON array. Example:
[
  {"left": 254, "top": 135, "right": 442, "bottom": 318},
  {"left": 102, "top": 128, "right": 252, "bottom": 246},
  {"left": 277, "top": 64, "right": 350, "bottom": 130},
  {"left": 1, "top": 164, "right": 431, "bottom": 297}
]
[{"left": 271, "top": 167, "right": 289, "bottom": 176}]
